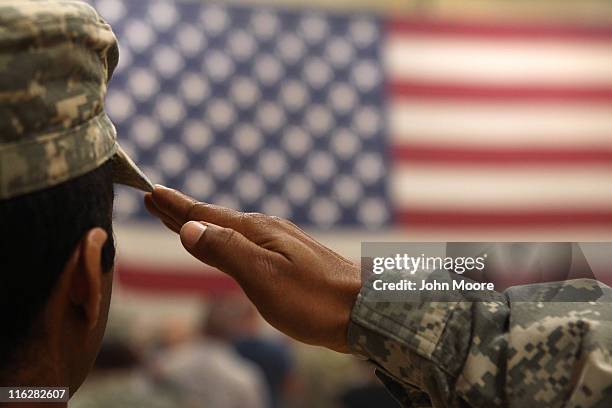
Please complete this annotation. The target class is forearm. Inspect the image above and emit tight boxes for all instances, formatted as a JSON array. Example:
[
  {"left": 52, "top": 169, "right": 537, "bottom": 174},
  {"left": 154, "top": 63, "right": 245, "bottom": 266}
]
[
  {"left": 347, "top": 271, "right": 612, "bottom": 407},
  {"left": 347, "top": 270, "right": 509, "bottom": 407}
]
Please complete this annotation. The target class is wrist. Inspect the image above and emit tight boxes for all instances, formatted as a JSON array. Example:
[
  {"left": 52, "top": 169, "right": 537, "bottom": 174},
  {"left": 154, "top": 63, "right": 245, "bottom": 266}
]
[{"left": 330, "top": 273, "right": 362, "bottom": 353}]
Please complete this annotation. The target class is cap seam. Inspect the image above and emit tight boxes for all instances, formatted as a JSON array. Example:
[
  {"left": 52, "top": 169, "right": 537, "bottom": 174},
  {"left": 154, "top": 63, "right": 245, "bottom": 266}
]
[
  {"left": 0, "top": 112, "right": 118, "bottom": 199},
  {"left": 0, "top": 111, "right": 109, "bottom": 152}
]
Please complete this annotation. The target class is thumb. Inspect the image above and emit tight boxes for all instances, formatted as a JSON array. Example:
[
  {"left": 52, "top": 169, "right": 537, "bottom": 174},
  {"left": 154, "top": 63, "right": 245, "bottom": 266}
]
[{"left": 179, "top": 221, "right": 264, "bottom": 281}]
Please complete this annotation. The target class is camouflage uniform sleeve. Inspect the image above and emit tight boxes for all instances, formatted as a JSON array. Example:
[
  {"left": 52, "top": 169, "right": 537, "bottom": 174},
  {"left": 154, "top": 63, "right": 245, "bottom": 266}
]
[{"left": 347, "top": 271, "right": 612, "bottom": 407}]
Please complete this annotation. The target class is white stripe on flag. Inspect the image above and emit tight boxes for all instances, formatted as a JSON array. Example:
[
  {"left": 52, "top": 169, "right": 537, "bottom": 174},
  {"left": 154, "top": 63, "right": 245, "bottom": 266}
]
[
  {"left": 391, "top": 164, "right": 612, "bottom": 210},
  {"left": 386, "top": 36, "right": 612, "bottom": 86},
  {"left": 389, "top": 102, "right": 612, "bottom": 146}
]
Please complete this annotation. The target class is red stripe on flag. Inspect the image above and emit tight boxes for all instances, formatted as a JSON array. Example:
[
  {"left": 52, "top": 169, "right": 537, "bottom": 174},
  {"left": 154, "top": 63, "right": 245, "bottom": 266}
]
[
  {"left": 396, "top": 210, "right": 612, "bottom": 227},
  {"left": 117, "top": 264, "right": 239, "bottom": 295},
  {"left": 392, "top": 145, "right": 612, "bottom": 165},
  {"left": 388, "top": 18, "right": 612, "bottom": 40},
  {"left": 390, "top": 81, "right": 612, "bottom": 103}
]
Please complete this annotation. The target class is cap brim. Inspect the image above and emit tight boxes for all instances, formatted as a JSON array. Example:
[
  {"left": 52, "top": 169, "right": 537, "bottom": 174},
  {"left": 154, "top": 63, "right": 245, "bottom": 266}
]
[{"left": 111, "top": 143, "right": 154, "bottom": 192}]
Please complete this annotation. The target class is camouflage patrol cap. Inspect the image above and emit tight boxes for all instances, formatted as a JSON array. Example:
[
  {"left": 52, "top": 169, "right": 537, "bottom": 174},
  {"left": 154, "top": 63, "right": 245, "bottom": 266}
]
[{"left": 0, "top": 0, "right": 153, "bottom": 200}]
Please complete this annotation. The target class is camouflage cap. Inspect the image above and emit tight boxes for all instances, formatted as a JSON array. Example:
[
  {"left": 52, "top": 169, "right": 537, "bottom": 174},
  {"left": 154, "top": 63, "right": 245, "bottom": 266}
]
[{"left": 0, "top": 0, "right": 153, "bottom": 200}]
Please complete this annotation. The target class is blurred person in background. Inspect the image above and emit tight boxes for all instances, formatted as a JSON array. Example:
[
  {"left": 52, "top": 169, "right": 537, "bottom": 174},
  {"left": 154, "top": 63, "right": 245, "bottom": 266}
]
[
  {"left": 221, "top": 293, "right": 296, "bottom": 408},
  {"left": 0, "top": 0, "right": 153, "bottom": 403},
  {"left": 234, "top": 336, "right": 294, "bottom": 408},
  {"left": 152, "top": 295, "right": 269, "bottom": 408},
  {"left": 71, "top": 340, "right": 177, "bottom": 408}
]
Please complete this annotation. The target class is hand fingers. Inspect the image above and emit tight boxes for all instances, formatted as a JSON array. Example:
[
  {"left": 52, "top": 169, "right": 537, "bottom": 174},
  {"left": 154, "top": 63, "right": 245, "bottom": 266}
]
[
  {"left": 179, "top": 221, "right": 285, "bottom": 283},
  {"left": 147, "top": 187, "right": 194, "bottom": 226},
  {"left": 151, "top": 186, "right": 262, "bottom": 238},
  {"left": 151, "top": 186, "right": 248, "bottom": 231},
  {"left": 149, "top": 187, "right": 354, "bottom": 270},
  {"left": 144, "top": 193, "right": 165, "bottom": 219},
  {"left": 144, "top": 193, "right": 181, "bottom": 232},
  {"left": 162, "top": 220, "right": 180, "bottom": 234}
]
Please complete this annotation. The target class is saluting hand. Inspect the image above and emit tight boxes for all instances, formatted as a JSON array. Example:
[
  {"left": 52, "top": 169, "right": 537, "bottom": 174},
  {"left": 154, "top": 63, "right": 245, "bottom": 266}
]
[{"left": 144, "top": 186, "right": 361, "bottom": 353}]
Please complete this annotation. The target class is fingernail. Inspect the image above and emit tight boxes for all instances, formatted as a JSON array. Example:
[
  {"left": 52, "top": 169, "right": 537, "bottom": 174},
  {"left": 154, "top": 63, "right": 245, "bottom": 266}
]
[
  {"left": 180, "top": 221, "right": 207, "bottom": 249},
  {"left": 91, "top": 228, "right": 108, "bottom": 246},
  {"left": 154, "top": 184, "right": 170, "bottom": 191}
]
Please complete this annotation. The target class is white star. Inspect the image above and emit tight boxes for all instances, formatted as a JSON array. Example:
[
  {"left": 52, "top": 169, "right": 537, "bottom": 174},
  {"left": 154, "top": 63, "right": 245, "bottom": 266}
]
[
  {"left": 128, "top": 68, "right": 159, "bottom": 101},
  {"left": 256, "top": 102, "right": 286, "bottom": 133},
  {"left": 349, "top": 19, "right": 379, "bottom": 47},
  {"left": 355, "top": 153, "right": 385, "bottom": 185},
  {"left": 306, "top": 151, "right": 336, "bottom": 182},
  {"left": 227, "top": 29, "right": 257, "bottom": 61},
  {"left": 351, "top": 60, "right": 382, "bottom": 92},
  {"left": 235, "top": 172, "right": 265, "bottom": 203},
  {"left": 304, "top": 105, "right": 334, "bottom": 136},
  {"left": 254, "top": 54, "right": 284, "bottom": 86},
  {"left": 184, "top": 170, "right": 214, "bottom": 199},
  {"left": 277, "top": 33, "right": 305, "bottom": 64},
  {"left": 203, "top": 50, "right": 235, "bottom": 82},
  {"left": 258, "top": 149, "right": 288, "bottom": 181},
  {"left": 125, "top": 20, "right": 156, "bottom": 52},
  {"left": 331, "top": 128, "right": 361, "bottom": 160},
  {"left": 325, "top": 37, "right": 354, "bottom": 68},
  {"left": 261, "top": 196, "right": 292, "bottom": 219},
  {"left": 282, "top": 126, "right": 312, "bottom": 157},
  {"left": 285, "top": 173, "right": 314, "bottom": 205},
  {"left": 230, "top": 76, "right": 260, "bottom": 109},
  {"left": 333, "top": 175, "right": 363, "bottom": 207},
  {"left": 352, "top": 106, "right": 382, "bottom": 138},
  {"left": 153, "top": 46, "right": 184, "bottom": 78},
  {"left": 206, "top": 98, "right": 235, "bottom": 130},
  {"left": 209, "top": 147, "right": 238, "bottom": 180},
  {"left": 358, "top": 198, "right": 389, "bottom": 227},
  {"left": 182, "top": 120, "right": 212, "bottom": 152},
  {"left": 155, "top": 95, "right": 186, "bottom": 127},
  {"left": 299, "top": 14, "right": 329, "bottom": 44},
  {"left": 280, "top": 80, "right": 310, "bottom": 112},
  {"left": 96, "top": 0, "right": 125, "bottom": 24},
  {"left": 176, "top": 24, "right": 206, "bottom": 57},
  {"left": 130, "top": 116, "right": 161, "bottom": 149},
  {"left": 309, "top": 197, "right": 340, "bottom": 227},
  {"left": 200, "top": 5, "right": 229, "bottom": 35},
  {"left": 232, "top": 124, "right": 263, "bottom": 155},
  {"left": 328, "top": 83, "right": 357, "bottom": 114},
  {"left": 251, "top": 11, "right": 280, "bottom": 39},
  {"left": 106, "top": 90, "right": 134, "bottom": 123},
  {"left": 148, "top": 1, "right": 178, "bottom": 31},
  {"left": 179, "top": 73, "right": 210, "bottom": 106},
  {"left": 157, "top": 143, "right": 189, "bottom": 176},
  {"left": 303, "top": 58, "right": 333, "bottom": 89}
]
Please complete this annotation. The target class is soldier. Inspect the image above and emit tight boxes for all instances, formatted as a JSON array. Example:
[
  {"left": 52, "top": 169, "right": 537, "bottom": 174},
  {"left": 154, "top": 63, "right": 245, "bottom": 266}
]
[
  {"left": 146, "top": 186, "right": 612, "bottom": 407},
  {"left": 0, "top": 0, "right": 152, "bottom": 400},
  {"left": 4, "top": 2, "right": 610, "bottom": 408}
]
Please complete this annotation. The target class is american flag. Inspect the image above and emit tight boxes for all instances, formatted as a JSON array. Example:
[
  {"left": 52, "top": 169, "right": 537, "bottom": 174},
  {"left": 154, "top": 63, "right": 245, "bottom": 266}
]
[{"left": 90, "top": 0, "right": 612, "bottom": 294}]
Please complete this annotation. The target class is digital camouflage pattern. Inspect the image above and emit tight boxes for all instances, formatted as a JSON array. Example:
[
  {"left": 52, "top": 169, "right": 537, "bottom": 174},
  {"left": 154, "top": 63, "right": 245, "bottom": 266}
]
[
  {"left": 0, "top": 0, "right": 153, "bottom": 200},
  {"left": 348, "top": 270, "right": 612, "bottom": 407}
]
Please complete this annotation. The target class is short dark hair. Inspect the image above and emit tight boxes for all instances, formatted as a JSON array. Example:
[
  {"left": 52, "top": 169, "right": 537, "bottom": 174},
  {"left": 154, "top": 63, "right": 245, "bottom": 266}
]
[{"left": 0, "top": 160, "right": 115, "bottom": 368}]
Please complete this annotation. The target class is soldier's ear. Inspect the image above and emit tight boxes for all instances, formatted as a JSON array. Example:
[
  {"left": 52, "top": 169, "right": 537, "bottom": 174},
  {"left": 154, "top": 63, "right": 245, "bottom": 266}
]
[{"left": 67, "top": 228, "right": 108, "bottom": 331}]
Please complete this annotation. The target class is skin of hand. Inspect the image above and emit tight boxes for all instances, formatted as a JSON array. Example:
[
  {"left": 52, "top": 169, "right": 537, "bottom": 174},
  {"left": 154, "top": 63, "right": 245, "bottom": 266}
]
[{"left": 144, "top": 186, "right": 362, "bottom": 353}]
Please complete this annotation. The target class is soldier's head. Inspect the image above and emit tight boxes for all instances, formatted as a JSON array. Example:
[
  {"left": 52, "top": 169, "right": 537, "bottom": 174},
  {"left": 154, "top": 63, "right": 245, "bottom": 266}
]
[{"left": 0, "top": 0, "right": 152, "bottom": 392}]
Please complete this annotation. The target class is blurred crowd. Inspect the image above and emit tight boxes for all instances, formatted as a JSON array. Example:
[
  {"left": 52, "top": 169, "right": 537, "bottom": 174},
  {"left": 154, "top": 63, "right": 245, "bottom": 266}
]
[{"left": 71, "top": 293, "right": 399, "bottom": 408}]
